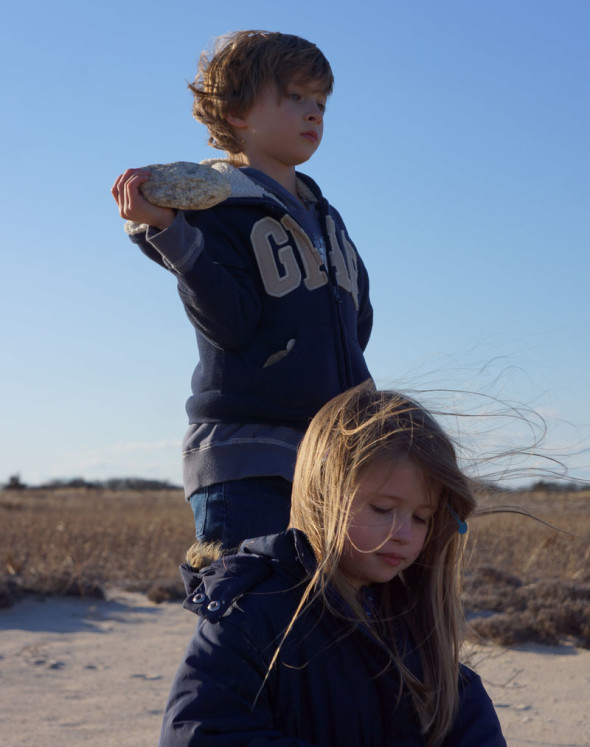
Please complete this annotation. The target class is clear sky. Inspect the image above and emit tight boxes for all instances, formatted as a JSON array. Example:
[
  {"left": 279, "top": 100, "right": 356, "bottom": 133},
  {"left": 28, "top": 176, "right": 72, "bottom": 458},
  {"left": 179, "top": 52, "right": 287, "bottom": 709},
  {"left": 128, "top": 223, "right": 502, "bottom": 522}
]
[{"left": 1, "top": 0, "right": 588, "bottom": 487}]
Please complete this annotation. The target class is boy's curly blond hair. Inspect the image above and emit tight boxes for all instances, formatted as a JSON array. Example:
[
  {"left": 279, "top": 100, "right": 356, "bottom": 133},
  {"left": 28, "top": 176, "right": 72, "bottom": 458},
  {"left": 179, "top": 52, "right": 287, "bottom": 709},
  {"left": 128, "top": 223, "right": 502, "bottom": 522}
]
[{"left": 189, "top": 30, "right": 334, "bottom": 155}]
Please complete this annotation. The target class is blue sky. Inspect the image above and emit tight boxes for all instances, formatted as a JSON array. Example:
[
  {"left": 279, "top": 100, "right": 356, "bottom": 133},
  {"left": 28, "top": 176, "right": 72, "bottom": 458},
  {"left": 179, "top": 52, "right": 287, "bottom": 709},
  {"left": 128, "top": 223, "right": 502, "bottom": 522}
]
[{"left": 1, "top": 0, "right": 588, "bottom": 487}]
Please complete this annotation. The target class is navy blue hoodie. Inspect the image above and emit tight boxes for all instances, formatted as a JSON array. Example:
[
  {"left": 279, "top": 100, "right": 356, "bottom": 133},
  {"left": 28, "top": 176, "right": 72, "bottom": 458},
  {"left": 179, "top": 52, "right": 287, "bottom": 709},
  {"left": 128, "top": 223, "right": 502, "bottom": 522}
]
[{"left": 128, "top": 160, "right": 373, "bottom": 428}]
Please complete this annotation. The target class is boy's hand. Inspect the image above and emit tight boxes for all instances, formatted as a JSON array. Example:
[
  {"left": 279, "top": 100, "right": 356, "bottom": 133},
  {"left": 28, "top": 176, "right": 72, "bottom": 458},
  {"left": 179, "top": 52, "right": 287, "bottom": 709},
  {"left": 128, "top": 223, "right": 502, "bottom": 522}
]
[{"left": 111, "top": 168, "right": 176, "bottom": 231}]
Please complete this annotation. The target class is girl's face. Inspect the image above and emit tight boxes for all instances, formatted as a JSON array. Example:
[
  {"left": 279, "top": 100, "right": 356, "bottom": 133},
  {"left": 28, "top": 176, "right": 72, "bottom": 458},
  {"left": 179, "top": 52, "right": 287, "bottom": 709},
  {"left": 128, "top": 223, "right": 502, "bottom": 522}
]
[{"left": 339, "top": 457, "right": 438, "bottom": 590}]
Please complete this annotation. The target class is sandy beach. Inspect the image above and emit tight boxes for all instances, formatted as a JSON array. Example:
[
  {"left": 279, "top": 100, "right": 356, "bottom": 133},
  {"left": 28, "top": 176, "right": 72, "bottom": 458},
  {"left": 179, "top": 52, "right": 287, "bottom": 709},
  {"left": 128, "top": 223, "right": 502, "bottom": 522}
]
[{"left": 1, "top": 589, "right": 589, "bottom": 746}]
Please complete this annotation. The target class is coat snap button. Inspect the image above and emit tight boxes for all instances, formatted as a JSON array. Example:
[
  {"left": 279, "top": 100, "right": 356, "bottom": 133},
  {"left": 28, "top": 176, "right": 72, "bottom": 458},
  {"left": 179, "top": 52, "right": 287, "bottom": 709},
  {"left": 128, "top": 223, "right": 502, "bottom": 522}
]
[
  {"left": 193, "top": 593, "right": 206, "bottom": 603},
  {"left": 207, "top": 600, "right": 221, "bottom": 612}
]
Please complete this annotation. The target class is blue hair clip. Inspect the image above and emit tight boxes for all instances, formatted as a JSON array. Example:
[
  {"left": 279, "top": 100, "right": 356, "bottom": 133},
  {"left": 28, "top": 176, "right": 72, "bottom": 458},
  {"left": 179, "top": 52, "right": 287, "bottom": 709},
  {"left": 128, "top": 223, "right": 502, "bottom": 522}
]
[{"left": 448, "top": 505, "right": 468, "bottom": 535}]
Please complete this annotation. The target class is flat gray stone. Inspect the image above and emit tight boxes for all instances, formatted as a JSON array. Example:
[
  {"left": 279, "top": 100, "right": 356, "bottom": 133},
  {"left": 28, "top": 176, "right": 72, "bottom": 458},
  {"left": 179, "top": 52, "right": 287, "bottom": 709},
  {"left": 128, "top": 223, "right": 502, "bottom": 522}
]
[{"left": 139, "top": 161, "right": 231, "bottom": 210}]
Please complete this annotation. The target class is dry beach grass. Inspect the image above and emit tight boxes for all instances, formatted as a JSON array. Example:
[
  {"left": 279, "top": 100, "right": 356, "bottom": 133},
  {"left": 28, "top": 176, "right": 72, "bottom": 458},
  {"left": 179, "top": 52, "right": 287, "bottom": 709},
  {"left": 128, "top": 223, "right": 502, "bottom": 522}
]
[
  {"left": 1, "top": 485, "right": 590, "bottom": 746},
  {"left": 465, "top": 487, "right": 590, "bottom": 648},
  {"left": 0, "top": 487, "right": 195, "bottom": 604},
  {"left": 1, "top": 484, "right": 589, "bottom": 646}
]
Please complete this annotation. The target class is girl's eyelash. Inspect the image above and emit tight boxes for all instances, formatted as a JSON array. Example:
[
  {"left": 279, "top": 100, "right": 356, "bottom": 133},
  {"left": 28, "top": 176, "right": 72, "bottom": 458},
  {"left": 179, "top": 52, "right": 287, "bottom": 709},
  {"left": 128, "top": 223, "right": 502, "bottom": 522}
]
[{"left": 370, "top": 505, "right": 394, "bottom": 515}]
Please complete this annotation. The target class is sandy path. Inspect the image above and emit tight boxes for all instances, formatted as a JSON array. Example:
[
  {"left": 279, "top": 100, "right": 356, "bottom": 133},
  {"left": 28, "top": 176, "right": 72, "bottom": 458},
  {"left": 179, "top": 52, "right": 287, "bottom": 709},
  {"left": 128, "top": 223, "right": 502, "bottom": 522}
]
[
  {"left": 0, "top": 591, "right": 194, "bottom": 746},
  {"left": 465, "top": 642, "right": 590, "bottom": 746},
  {"left": 1, "top": 590, "right": 589, "bottom": 746}
]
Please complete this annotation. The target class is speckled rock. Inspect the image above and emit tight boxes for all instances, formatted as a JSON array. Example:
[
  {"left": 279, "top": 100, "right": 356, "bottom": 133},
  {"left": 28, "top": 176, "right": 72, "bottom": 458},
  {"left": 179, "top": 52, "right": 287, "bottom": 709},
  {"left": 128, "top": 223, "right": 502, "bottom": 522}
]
[{"left": 139, "top": 161, "right": 231, "bottom": 210}]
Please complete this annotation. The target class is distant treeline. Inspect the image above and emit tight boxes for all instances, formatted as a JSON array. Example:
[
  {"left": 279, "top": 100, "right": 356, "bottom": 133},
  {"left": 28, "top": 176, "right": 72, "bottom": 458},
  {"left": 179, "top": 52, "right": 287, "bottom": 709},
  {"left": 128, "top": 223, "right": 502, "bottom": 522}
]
[
  {"left": 2, "top": 473, "right": 586, "bottom": 494},
  {"left": 481, "top": 479, "right": 588, "bottom": 494},
  {"left": 2, "top": 474, "right": 181, "bottom": 491},
  {"left": 526, "top": 479, "right": 589, "bottom": 493}
]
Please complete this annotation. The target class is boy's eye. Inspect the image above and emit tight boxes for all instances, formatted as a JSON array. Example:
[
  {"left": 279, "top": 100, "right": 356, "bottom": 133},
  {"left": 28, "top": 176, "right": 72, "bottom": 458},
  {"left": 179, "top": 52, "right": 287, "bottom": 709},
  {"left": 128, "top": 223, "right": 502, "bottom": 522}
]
[
  {"left": 288, "top": 92, "right": 301, "bottom": 101},
  {"left": 317, "top": 101, "right": 326, "bottom": 113}
]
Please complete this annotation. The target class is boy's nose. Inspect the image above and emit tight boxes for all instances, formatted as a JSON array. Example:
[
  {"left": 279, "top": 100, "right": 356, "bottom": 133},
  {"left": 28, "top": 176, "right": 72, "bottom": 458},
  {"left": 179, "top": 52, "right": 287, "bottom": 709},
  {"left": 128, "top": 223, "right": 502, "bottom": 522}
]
[{"left": 306, "top": 104, "right": 323, "bottom": 122}]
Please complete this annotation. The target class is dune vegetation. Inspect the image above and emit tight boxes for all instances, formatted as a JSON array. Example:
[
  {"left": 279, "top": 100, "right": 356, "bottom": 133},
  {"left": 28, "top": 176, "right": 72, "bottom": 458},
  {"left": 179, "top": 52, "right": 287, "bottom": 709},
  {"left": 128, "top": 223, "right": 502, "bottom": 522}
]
[
  {"left": 1, "top": 485, "right": 589, "bottom": 647},
  {"left": 464, "top": 486, "right": 590, "bottom": 648}
]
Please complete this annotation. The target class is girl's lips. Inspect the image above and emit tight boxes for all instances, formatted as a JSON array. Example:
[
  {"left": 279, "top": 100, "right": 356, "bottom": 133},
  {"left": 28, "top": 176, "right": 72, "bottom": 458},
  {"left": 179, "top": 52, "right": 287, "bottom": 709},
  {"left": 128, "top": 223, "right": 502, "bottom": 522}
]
[{"left": 376, "top": 553, "right": 404, "bottom": 567}]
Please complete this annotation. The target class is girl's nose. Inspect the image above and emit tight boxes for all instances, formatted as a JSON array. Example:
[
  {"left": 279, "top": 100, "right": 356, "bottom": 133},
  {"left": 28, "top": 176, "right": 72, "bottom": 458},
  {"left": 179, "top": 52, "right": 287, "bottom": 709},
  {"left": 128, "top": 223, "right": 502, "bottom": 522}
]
[{"left": 391, "top": 515, "right": 412, "bottom": 543}]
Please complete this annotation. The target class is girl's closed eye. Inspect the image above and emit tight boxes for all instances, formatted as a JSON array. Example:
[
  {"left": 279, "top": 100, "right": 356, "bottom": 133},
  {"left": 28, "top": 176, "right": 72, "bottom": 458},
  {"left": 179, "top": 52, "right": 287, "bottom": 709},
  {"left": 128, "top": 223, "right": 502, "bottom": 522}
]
[{"left": 370, "top": 504, "right": 395, "bottom": 516}]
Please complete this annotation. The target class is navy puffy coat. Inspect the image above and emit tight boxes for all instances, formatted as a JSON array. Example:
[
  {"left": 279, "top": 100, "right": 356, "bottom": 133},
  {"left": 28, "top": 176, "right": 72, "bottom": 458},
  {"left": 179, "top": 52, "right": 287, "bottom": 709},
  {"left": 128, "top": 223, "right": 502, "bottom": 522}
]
[{"left": 160, "top": 530, "right": 506, "bottom": 746}]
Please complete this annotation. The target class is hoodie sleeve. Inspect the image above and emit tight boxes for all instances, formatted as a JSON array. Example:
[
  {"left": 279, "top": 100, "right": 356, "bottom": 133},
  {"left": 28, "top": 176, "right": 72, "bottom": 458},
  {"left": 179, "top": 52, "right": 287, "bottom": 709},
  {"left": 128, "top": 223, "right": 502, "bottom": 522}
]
[
  {"left": 128, "top": 211, "right": 263, "bottom": 349},
  {"left": 440, "top": 665, "right": 507, "bottom": 746},
  {"left": 158, "top": 615, "right": 317, "bottom": 747}
]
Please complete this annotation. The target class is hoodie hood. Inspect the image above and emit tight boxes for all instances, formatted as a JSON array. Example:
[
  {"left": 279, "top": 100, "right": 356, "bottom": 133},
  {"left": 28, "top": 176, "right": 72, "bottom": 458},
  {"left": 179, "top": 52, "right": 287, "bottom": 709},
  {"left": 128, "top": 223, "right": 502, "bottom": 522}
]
[
  {"left": 179, "top": 530, "right": 315, "bottom": 623},
  {"left": 202, "top": 158, "right": 320, "bottom": 209}
]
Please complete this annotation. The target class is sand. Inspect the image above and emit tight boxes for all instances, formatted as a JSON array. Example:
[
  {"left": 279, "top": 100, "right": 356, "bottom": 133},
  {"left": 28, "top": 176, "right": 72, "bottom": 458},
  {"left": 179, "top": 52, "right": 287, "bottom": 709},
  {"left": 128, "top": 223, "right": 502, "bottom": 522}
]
[{"left": 1, "top": 589, "right": 589, "bottom": 746}]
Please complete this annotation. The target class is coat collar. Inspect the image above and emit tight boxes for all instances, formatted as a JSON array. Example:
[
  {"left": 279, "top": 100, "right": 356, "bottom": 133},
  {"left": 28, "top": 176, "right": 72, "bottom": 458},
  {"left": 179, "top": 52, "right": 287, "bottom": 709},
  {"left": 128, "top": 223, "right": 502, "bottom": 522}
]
[{"left": 180, "top": 529, "right": 311, "bottom": 623}]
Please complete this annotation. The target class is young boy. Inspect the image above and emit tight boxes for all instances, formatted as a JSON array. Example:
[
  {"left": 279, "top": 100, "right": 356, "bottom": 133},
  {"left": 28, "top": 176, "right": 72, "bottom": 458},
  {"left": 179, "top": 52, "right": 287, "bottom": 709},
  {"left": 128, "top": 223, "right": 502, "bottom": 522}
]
[{"left": 111, "top": 30, "right": 373, "bottom": 550}]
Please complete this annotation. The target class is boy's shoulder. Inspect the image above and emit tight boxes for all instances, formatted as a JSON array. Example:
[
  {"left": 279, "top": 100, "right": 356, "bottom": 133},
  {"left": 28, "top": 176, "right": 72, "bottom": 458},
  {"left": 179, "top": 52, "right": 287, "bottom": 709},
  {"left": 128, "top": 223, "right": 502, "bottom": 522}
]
[
  {"left": 123, "top": 159, "right": 285, "bottom": 236},
  {"left": 203, "top": 159, "right": 270, "bottom": 201},
  {"left": 209, "top": 160, "right": 328, "bottom": 211}
]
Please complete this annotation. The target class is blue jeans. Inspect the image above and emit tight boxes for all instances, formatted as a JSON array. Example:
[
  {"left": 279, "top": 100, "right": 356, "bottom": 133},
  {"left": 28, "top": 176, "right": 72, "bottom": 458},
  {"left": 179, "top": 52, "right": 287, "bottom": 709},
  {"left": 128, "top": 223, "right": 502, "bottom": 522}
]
[{"left": 189, "top": 477, "right": 292, "bottom": 550}]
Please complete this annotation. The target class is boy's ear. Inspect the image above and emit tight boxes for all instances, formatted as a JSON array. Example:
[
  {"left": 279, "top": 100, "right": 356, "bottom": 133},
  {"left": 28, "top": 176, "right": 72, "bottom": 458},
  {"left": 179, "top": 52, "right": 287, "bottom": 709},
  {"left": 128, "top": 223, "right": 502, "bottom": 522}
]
[{"left": 226, "top": 112, "right": 248, "bottom": 129}]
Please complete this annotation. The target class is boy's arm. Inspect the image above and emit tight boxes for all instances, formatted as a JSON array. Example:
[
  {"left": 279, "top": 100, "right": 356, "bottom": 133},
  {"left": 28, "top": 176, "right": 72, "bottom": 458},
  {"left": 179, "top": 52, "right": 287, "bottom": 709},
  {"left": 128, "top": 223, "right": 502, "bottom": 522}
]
[
  {"left": 356, "top": 259, "right": 373, "bottom": 351},
  {"left": 134, "top": 213, "right": 263, "bottom": 349},
  {"left": 114, "top": 168, "right": 261, "bottom": 348}
]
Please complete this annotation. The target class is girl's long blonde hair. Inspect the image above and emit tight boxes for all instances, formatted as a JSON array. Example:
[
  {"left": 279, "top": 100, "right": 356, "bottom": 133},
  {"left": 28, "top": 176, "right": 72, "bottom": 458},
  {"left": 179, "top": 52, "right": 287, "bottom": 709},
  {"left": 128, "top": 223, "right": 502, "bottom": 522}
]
[{"left": 289, "top": 381, "right": 477, "bottom": 746}]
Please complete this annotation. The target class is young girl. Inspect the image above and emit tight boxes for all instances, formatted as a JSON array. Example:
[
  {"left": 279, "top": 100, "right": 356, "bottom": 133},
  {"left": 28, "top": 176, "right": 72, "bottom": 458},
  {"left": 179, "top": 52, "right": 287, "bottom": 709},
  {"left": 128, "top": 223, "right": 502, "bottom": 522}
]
[{"left": 159, "top": 382, "right": 506, "bottom": 746}]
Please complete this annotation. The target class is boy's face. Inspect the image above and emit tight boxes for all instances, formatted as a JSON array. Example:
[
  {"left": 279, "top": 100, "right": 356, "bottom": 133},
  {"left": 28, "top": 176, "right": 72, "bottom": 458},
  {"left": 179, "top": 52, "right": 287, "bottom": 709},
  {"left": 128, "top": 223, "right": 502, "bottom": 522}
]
[{"left": 227, "top": 79, "right": 327, "bottom": 179}]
